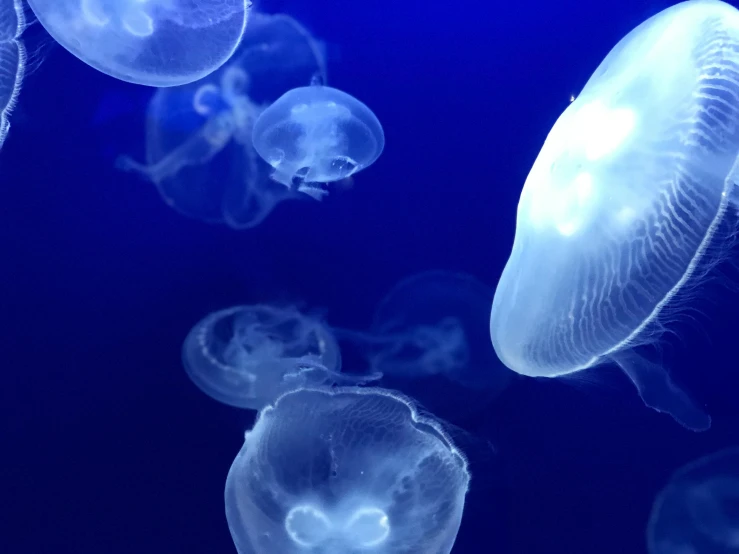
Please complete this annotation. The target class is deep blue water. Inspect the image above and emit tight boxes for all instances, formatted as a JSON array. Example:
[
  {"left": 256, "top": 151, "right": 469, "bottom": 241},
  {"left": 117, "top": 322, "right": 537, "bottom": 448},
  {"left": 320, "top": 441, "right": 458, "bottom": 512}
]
[{"left": 3, "top": 0, "right": 739, "bottom": 552}]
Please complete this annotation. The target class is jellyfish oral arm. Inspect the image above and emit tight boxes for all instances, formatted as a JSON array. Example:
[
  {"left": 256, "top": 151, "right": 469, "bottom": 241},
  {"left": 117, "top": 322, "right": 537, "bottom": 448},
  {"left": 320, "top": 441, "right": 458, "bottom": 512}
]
[
  {"left": 117, "top": 112, "right": 235, "bottom": 182},
  {"left": 611, "top": 352, "right": 710, "bottom": 432},
  {"left": 283, "top": 355, "right": 383, "bottom": 386}
]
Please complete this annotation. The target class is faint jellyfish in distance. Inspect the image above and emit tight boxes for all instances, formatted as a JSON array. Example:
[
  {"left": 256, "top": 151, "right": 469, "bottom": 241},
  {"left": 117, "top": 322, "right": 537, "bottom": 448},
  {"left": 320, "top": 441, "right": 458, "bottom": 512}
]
[
  {"left": 334, "top": 270, "right": 513, "bottom": 422},
  {"left": 25, "top": 0, "right": 249, "bottom": 85},
  {"left": 489, "top": 0, "right": 739, "bottom": 431},
  {"left": 0, "top": 0, "right": 26, "bottom": 149},
  {"left": 116, "top": 12, "right": 328, "bottom": 228},
  {"left": 648, "top": 447, "right": 739, "bottom": 554},
  {"left": 182, "top": 304, "right": 379, "bottom": 410},
  {"left": 225, "top": 386, "right": 470, "bottom": 554},
  {"left": 251, "top": 84, "right": 384, "bottom": 199}
]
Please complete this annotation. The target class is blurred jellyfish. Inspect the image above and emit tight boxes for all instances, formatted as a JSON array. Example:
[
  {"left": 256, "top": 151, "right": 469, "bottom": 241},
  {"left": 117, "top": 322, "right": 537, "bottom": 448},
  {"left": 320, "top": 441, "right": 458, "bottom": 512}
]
[
  {"left": 252, "top": 84, "right": 384, "bottom": 198},
  {"left": 117, "top": 12, "right": 326, "bottom": 228},
  {"left": 182, "top": 304, "right": 380, "bottom": 409},
  {"left": 0, "top": 0, "right": 26, "bottom": 149},
  {"left": 648, "top": 447, "right": 739, "bottom": 554},
  {"left": 335, "top": 271, "right": 513, "bottom": 421},
  {"left": 489, "top": 0, "right": 739, "bottom": 431},
  {"left": 225, "top": 386, "right": 470, "bottom": 554},
  {"left": 26, "top": 0, "right": 248, "bottom": 86}
]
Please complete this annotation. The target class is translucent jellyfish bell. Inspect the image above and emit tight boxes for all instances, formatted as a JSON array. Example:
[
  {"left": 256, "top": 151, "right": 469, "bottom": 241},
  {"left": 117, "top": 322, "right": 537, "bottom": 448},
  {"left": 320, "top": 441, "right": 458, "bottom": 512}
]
[
  {"left": 182, "top": 304, "right": 379, "bottom": 409},
  {"left": 335, "top": 271, "right": 513, "bottom": 420},
  {"left": 225, "top": 386, "right": 470, "bottom": 554},
  {"left": 117, "top": 12, "right": 327, "bottom": 228},
  {"left": 252, "top": 84, "right": 384, "bottom": 198},
  {"left": 490, "top": 0, "right": 739, "bottom": 431},
  {"left": 648, "top": 447, "right": 739, "bottom": 553},
  {"left": 26, "top": 0, "right": 249, "bottom": 86},
  {"left": 0, "top": 0, "right": 26, "bottom": 149}
]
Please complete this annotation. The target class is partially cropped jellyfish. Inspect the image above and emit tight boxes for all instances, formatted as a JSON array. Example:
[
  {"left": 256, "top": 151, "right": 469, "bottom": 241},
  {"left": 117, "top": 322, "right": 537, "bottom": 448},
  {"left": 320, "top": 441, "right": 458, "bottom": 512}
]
[
  {"left": 334, "top": 271, "right": 512, "bottom": 420},
  {"left": 117, "top": 12, "right": 327, "bottom": 228},
  {"left": 225, "top": 386, "right": 470, "bottom": 554},
  {"left": 182, "top": 304, "right": 380, "bottom": 409},
  {"left": 251, "top": 84, "right": 384, "bottom": 198},
  {"left": 26, "top": 0, "right": 248, "bottom": 86},
  {"left": 489, "top": 0, "right": 739, "bottom": 431},
  {"left": 648, "top": 447, "right": 739, "bottom": 553},
  {"left": 0, "top": 0, "right": 26, "bottom": 149}
]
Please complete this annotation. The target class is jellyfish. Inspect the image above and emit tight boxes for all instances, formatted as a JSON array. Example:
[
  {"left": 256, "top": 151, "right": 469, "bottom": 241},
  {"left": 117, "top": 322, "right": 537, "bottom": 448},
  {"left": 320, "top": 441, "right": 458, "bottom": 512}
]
[
  {"left": 225, "top": 386, "right": 470, "bottom": 554},
  {"left": 182, "top": 304, "right": 380, "bottom": 409},
  {"left": 116, "top": 12, "right": 327, "bottom": 227},
  {"left": 25, "top": 0, "right": 248, "bottom": 86},
  {"left": 647, "top": 447, "right": 739, "bottom": 553},
  {"left": 489, "top": 0, "right": 739, "bottom": 431},
  {"left": 334, "top": 271, "right": 513, "bottom": 421},
  {"left": 0, "top": 0, "right": 26, "bottom": 149},
  {"left": 251, "top": 84, "right": 384, "bottom": 198}
]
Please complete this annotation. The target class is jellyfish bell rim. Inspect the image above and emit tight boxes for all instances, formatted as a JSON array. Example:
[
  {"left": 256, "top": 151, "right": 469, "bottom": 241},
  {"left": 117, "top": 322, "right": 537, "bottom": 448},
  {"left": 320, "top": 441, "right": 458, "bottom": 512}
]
[
  {"left": 181, "top": 306, "right": 258, "bottom": 409},
  {"left": 266, "top": 385, "right": 470, "bottom": 470},
  {"left": 26, "top": 0, "right": 251, "bottom": 87},
  {"left": 181, "top": 304, "right": 343, "bottom": 408},
  {"left": 647, "top": 447, "right": 739, "bottom": 552}
]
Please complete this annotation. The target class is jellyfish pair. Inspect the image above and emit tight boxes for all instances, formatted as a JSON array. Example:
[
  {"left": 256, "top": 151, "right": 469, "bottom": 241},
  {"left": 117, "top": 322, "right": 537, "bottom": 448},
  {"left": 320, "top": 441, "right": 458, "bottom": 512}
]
[
  {"left": 490, "top": 0, "right": 739, "bottom": 431},
  {"left": 648, "top": 447, "right": 739, "bottom": 553},
  {"left": 118, "top": 12, "right": 384, "bottom": 228},
  {"left": 225, "top": 386, "right": 470, "bottom": 553},
  {"left": 335, "top": 271, "right": 512, "bottom": 420},
  {"left": 116, "top": 12, "right": 324, "bottom": 228},
  {"left": 0, "top": 0, "right": 26, "bottom": 149},
  {"left": 26, "top": 0, "right": 249, "bottom": 86},
  {"left": 182, "top": 303, "right": 379, "bottom": 410}
]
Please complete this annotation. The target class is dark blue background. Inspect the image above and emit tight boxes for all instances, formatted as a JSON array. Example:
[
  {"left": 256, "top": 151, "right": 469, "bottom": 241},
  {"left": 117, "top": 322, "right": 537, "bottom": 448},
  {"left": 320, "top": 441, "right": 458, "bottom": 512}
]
[{"left": 3, "top": 0, "right": 739, "bottom": 552}]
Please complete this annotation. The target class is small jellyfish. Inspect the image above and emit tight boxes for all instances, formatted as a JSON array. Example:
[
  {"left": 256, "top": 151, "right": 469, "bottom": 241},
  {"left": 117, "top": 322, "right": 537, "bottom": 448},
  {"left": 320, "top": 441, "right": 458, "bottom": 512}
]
[
  {"left": 251, "top": 84, "right": 384, "bottom": 198},
  {"left": 182, "top": 304, "right": 379, "bottom": 409},
  {"left": 225, "top": 386, "right": 470, "bottom": 554},
  {"left": 490, "top": 0, "right": 739, "bottom": 431},
  {"left": 0, "top": 0, "right": 26, "bottom": 149},
  {"left": 334, "top": 271, "right": 513, "bottom": 421},
  {"left": 116, "top": 12, "right": 327, "bottom": 228},
  {"left": 648, "top": 447, "right": 739, "bottom": 554},
  {"left": 26, "top": 0, "right": 248, "bottom": 86}
]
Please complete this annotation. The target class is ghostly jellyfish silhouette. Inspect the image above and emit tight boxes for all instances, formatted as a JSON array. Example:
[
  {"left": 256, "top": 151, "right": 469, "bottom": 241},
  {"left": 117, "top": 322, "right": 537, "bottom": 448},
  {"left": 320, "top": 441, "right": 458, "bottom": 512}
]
[
  {"left": 335, "top": 271, "right": 513, "bottom": 421},
  {"left": 251, "top": 84, "right": 384, "bottom": 199},
  {"left": 489, "top": 0, "right": 739, "bottom": 431},
  {"left": 225, "top": 386, "right": 470, "bottom": 554},
  {"left": 116, "top": 12, "right": 327, "bottom": 228},
  {"left": 182, "top": 304, "right": 379, "bottom": 409},
  {"left": 26, "top": 0, "right": 248, "bottom": 86},
  {"left": 0, "top": 0, "right": 25, "bottom": 148},
  {"left": 648, "top": 447, "right": 739, "bottom": 553}
]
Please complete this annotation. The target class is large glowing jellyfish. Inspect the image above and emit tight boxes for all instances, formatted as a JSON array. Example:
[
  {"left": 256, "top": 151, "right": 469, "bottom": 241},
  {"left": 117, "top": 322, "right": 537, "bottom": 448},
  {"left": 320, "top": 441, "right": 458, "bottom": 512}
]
[
  {"left": 489, "top": 0, "right": 739, "bottom": 431},
  {"left": 182, "top": 304, "right": 379, "bottom": 409},
  {"left": 251, "top": 84, "right": 384, "bottom": 198},
  {"left": 117, "top": 12, "right": 327, "bottom": 227},
  {"left": 225, "top": 386, "right": 470, "bottom": 554},
  {"left": 0, "top": 0, "right": 26, "bottom": 148},
  {"left": 26, "top": 0, "right": 248, "bottom": 86},
  {"left": 648, "top": 447, "right": 739, "bottom": 553},
  {"left": 335, "top": 271, "right": 513, "bottom": 421}
]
